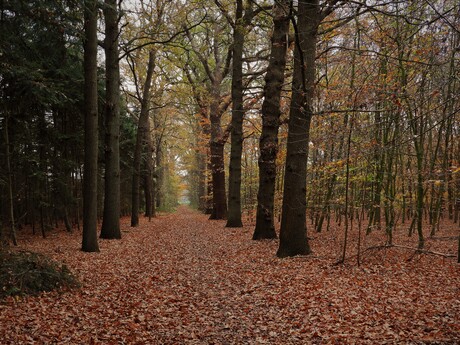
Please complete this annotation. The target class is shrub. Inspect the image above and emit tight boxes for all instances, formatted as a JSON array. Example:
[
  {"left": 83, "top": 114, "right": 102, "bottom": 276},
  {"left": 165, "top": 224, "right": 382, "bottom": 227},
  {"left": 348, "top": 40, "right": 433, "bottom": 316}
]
[{"left": 0, "top": 250, "right": 80, "bottom": 298}]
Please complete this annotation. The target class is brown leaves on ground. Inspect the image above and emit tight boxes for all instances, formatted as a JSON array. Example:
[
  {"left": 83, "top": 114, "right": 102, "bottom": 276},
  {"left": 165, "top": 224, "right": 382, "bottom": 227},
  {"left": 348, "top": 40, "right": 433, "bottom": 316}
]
[{"left": 1, "top": 206, "right": 459, "bottom": 344}]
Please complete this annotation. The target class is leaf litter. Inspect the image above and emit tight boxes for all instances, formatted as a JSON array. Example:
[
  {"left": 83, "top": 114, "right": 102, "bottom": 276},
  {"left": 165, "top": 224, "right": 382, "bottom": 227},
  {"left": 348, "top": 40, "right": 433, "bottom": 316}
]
[{"left": 1, "top": 206, "right": 459, "bottom": 344}]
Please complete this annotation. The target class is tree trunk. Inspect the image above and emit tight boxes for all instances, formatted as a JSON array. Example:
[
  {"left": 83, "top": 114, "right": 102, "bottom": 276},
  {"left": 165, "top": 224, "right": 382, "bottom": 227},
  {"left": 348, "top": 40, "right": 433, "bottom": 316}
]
[
  {"left": 277, "top": 0, "right": 318, "bottom": 258},
  {"left": 253, "top": 0, "right": 291, "bottom": 240},
  {"left": 209, "top": 84, "right": 227, "bottom": 220},
  {"left": 100, "top": 0, "right": 121, "bottom": 239},
  {"left": 226, "top": 0, "right": 245, "bottom": 228},
  {"left": 210, "top": 139, "right": 227, "bottom": 220},
  {"left": 131, "top": 50, "right": 156, "bottom": 226},
  {"left": 82, "top": 0, "right": 100, "bottom": 252}
]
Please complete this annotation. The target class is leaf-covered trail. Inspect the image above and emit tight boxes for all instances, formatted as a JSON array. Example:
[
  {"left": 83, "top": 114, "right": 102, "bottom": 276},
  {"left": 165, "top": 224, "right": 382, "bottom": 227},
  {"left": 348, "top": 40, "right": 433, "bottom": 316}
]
[{"left": 1, "top": 206, "right": 459, "bottom": 344}]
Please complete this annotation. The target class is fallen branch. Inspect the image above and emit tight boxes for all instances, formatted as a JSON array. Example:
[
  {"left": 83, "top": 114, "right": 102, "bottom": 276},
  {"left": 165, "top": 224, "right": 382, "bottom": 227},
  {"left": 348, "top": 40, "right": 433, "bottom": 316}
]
[
  {"left": 363, "top": 244, "right": 455, "bottom": 258},
  {"left": 392, "top": 244, "right": 456, "bottom": 258},
  {"left": 429, "top": 236, "right": 458, "bottom": 241}
]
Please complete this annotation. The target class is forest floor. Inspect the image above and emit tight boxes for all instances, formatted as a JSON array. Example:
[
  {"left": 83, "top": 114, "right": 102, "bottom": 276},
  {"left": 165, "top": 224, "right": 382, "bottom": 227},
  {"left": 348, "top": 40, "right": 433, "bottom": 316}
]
[{"left": 1, "top": 206, "right": 459, "bottom": 344}]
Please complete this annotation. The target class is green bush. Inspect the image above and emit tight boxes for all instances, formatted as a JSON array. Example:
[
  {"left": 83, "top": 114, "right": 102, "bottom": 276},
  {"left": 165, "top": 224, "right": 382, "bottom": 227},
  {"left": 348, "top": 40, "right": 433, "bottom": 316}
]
[{"left": 0, "top": 250, "right": 80, "bottom": 298}]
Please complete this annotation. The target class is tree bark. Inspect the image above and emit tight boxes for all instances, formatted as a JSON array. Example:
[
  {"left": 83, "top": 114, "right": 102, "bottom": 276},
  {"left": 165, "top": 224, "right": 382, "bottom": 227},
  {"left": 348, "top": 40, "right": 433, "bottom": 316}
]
[
  {"left": 82, "top": 0, "right": 100, "bottom": 252},
  {"left": 208, "top": 76, "right": 228, "bottom": 220},
  {"left": 131, "top": 50, "right": 156, "bottom": 227},
  {"left": 253, "top": 0, "right": 291, "bottom": 240},
  {"left": 277, "top": 0, "right": 318, "bottom": 258},
  {"left": 226, "top": 0, "right": 245, "bottom": 227},
  {"left": 100, "top": 0, "right": 121, "bottom": 239}
]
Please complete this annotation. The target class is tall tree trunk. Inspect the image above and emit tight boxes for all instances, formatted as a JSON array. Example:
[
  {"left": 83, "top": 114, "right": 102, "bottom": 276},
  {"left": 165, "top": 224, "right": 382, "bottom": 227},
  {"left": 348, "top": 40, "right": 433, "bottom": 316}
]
[
  {"left": 226, "top": 0, "right": 245, "bottom": 227},
  {"left": 253, "top": 0, "right": 291, "bottom": 239},
  {"left": 82, "top": 0, "right": 100, "bottom": 252},
  {"left": 100, "top": 0, "right": 121, "bottom": 239},
  {"left": 277, "top": 0, "right": 318, "bottom": 258},
  {"left": 341, "top": 116, "right": 353, "bottom": 263},
  {"left": 131, "top": 50, "right": 156, "bottom": 226}
]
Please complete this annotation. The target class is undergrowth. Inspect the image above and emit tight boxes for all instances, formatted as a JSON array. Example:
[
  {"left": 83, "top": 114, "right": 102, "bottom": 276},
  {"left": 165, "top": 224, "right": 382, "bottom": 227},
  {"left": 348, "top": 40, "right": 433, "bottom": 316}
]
[{"left": 0, "top": 250, "right": 80, "bottom": 298}]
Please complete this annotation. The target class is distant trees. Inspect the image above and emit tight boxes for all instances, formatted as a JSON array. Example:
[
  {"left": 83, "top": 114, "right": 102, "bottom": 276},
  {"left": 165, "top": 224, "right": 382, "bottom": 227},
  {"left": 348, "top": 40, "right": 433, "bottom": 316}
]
[{"left": 180, "top": 3, "right": 233, "bottom": 220}]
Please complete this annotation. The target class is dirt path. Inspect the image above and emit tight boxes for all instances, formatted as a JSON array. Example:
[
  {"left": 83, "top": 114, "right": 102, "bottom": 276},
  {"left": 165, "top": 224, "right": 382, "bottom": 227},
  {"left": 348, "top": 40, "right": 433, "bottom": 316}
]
[{"left": 1, "top": 206, "right": 459, "bottom": 344}]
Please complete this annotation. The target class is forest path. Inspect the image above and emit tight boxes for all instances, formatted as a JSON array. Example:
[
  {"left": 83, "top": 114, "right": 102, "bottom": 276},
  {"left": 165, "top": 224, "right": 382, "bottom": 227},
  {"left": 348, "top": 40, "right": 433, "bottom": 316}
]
[{"left": 1, "top": 206, "right": 459, "bottom": 344}]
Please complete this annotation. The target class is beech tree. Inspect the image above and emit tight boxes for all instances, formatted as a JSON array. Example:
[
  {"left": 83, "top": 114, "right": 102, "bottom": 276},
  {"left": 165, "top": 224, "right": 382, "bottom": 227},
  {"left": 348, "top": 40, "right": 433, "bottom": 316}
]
[
  {"left": 226, "top": 0, "right": 246, "bottom": 227},
  {"left": 276, "top": 0, "right": 320, "bottom": 257},
  {"left": 182, "top": 4, "right": 233, "bottom": 220},
  {"left": 130, "top": 50, "right": 156, "bottom": 227},
  {"left": 253, "top": 0, "right": 291, "bottom": 240}
]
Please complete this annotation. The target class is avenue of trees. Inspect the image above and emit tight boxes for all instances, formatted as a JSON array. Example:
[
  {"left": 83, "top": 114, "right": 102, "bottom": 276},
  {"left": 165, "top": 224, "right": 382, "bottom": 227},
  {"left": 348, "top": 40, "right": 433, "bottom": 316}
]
[{"left": 0, "top": 0, "right": 459, "bottom": 260}]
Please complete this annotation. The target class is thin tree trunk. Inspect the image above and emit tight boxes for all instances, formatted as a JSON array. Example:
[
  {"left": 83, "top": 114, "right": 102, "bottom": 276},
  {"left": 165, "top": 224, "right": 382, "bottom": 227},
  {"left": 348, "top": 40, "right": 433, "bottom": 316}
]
[
  {"left": 4, "top": 115, "right": 17, "bottom": 246},
  {"left": 340, "top": 116, "right": 353, "bottom": 263},
  {"left": 197, "top": 146, "right": 207, "bottom": 211},
  {"left": 144, "top": 128, "right": 155, "bottom": 218},
  {"left": 155, "top": 138, "right": 164, "bottom": 209}
]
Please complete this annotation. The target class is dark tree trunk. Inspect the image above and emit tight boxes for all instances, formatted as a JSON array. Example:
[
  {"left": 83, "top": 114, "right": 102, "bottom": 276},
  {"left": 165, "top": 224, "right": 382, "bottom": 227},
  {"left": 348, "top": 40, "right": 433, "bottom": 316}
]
[
  {"left": 100, "top": 0, "right": 121, "bottom": 239},
  {"left": 253, "top": 0, "right": 291, "bottom": 240},
  {"left": 210, "top": 140, "right": 227, "bottom": 220},
  {"left": 131, "top": 50, "right": 156, "bottom": 226},
  {"left": 209, "top": 85, "right": 227, "bottom": 220},
  {"left": 277, "top": 0, "right": 318, "bottom": 258},
  {"left": 82, "top": 0, "right": 100, "bottom": 252},
  {"left": 226, "top": 0, "right": 245, "bottom": 228}
]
